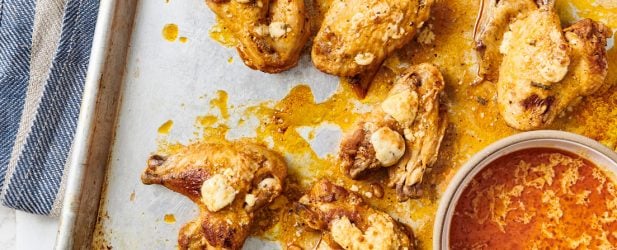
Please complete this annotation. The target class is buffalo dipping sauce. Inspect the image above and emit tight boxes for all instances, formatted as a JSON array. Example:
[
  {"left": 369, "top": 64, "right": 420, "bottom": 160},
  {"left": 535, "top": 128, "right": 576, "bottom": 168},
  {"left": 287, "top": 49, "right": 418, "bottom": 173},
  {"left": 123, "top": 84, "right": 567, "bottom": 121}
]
[{"left": 450, "top": 148, "right": 617, "bottom": 249}]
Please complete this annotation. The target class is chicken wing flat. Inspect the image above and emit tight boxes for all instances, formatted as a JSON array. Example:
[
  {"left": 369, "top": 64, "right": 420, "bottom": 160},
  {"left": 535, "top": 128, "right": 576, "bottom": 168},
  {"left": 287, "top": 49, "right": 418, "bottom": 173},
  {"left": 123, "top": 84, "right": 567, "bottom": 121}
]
[
  {"left": 547, "top": 19, "right": 612, "bottom": 123},
  {"left": 141, "top": 140, "right": 287, "bottom": 250},
  {"left": 473, "top": 0, "right": 539, "bottom": 82},
  {"left": 339, "top": 63, "right": 447, "bottom": 199},
  {"left": 206, "top": 0, "right": 310, "bottom": 73},
  {"left": 496, "top": 3, "right": 570, "bottom": 130},
  {"left": 475, "top": 0, "right": 611, "bottom": 130},
  {"left": 312, "top": 0, "right": 434, "bottom": 97},
  {"left": 297, "top": 179, "right": 415, "bottom": 250}
]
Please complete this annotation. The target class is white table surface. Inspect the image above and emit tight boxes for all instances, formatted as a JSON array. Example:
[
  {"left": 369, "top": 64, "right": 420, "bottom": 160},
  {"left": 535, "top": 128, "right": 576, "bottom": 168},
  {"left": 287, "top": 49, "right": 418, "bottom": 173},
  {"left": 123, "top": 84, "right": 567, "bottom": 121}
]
[{"left": 0, "top": 206, "right": 59, "bottom": 250}]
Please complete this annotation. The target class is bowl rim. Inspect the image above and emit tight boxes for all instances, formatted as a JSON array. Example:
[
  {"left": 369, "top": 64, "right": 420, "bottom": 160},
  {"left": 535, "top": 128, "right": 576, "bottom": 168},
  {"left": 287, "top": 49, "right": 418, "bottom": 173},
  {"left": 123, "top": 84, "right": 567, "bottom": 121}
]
[{"left": 433, "top": 130, "right": 617, "bottom": 249}]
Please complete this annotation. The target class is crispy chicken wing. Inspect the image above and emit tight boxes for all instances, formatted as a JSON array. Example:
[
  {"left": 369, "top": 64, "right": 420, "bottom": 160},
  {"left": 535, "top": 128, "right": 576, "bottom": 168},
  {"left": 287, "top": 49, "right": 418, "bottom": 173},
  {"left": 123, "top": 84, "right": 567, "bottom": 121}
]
[
  {"left": 141, "top": 140, "right": 287, "bottom": 250},
  {"left": 297, "top": 179, "right": 415, "bottom": 250},
  {"left": 475, "top": 0, "right": 611, "bottom": 130},
  {"left": 312, "top": 0, "right": 434, "bottom": 97},
  {"left": 339, "top": 63, "right": 447, "bottom": 199},
  {"left": 206, "top": 0, "right": 310, "bottom": 73}
]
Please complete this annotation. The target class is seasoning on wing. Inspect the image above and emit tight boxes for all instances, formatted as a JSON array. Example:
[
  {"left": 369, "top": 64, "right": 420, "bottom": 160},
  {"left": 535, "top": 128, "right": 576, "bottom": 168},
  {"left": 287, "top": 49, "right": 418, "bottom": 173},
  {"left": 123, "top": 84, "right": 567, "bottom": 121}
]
[
  {"left": 496, "top": 1, "right": 569, "bottom": 130},
  {"left": 474, "top": 0, "right": 612, "bottom": 130},
  {"left": 473, "top": 0, "right": 539, "bottom": 82},
  {"left": 141, "top": 140, "right": 287, "bottom": 250},
  {"left": 339, "top": 63, "right": 447, "bottom": 199},
  {"left": 206, "top": 0, "right": 310, "bottom": 73},
  {"left": 312, "top": 0, "right": 434, "bottom": 97},
  {"left": 544, "top": 20, "right": 612, "bottom": 125},
  {"left": 296, "top": 179, "right": 415, "bottom": 250}
]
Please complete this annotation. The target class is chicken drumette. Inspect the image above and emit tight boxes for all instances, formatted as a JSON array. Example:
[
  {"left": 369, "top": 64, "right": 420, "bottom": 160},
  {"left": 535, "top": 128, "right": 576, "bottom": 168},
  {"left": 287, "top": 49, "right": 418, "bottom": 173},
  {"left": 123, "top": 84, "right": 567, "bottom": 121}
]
[
  {"left": 206, "top": 0, "right": 310, "bottom": 73},
  {"left": 312, "top": 0, "right": 434, "bottom": 97},
  {"left": 141, "top": 140, "right": 287, "bottom": 250},
  {"left": 297, "top": 179, "right": 415, "bottom": 250},
  {"left": 475, "top": 0, "right": 612, "bottom": 130},
  {"left": 339, "top": 63, "right": 447, "bottom": 199}
]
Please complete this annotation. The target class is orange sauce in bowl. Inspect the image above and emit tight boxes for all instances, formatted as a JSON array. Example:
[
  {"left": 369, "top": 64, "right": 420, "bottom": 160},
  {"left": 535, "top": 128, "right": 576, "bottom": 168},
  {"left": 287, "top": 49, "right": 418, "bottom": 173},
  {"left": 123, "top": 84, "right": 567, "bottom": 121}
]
[{"left": 450, "top": 148, "right": 617, "bottom": 249}]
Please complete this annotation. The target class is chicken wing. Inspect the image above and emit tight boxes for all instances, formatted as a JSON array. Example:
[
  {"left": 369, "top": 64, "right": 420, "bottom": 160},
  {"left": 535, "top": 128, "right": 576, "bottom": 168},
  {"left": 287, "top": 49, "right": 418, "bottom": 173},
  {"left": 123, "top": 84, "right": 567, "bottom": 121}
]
[
  {"left": 206, "top": 0, "right": 310, "bottom": 73},
  {"left": 296, "top": 179, "right": 415, "bottom": 250},
  {"left": 473, "top": 0, "right": 539, "bottom": 82},
  {"left": 475, "top": 0, "right": 612, "bottom": 130},
  {"left": 141, "top": 140, "right": 287, "bottom": 250},
  {"left": 339, "top": 63, "right": 447, "bottom": 199},
  {"left": 312, "top": 0, "right": 434, "bottom": 97},
  {"left": 496, "top": 4, "right": 570, "bottom": 130},
  {"left": 546, "top": 19, "right": 612, "bottom": 123}
]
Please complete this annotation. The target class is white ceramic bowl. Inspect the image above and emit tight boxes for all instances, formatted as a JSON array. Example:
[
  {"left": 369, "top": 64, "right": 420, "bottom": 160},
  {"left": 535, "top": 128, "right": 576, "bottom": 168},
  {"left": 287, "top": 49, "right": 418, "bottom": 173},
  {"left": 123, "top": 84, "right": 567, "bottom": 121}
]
[{"left": 433, "top": 130, "right": 617, "bottom": 249}]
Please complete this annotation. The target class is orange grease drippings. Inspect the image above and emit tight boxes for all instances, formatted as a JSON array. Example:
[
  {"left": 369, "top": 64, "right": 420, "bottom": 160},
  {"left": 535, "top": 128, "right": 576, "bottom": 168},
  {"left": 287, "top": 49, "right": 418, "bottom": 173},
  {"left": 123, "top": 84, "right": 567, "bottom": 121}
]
[
  {"left": 157, "top": 120, "right": 174, "bottom": 134},
  {"left": 164, "top": 214, "right": 176, "bottom": 224},
  {"left": 208, "top": 22, "right": 238, "bottom": 47},
  {"left": 162, "top": 23, "right": 178, "bottom": 42},
  {"left": 210, "top": 90, "right": 229, "bottom": 119},
  {"left": 556, "top": 0, "right": 617, "bottom": 28}
]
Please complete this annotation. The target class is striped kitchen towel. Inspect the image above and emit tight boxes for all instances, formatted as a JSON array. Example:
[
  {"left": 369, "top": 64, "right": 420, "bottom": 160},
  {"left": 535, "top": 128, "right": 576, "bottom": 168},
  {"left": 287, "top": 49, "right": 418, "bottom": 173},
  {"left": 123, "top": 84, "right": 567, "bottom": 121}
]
[{"left": 0, "top": 0, "right": 99, "bottom": 216}]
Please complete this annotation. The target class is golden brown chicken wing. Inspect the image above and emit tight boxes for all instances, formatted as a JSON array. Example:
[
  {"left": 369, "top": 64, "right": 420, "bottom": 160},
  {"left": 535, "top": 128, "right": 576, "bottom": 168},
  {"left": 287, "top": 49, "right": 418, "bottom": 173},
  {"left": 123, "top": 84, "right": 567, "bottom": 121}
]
[
  {"left": 546, "top": 19, "right": 612, "bottom": 123},
  {"left": 473, "top": 0, "right": 539, "bottom": 82},
  {"left": 496, "top": 3, "right": 569, "bottom": 130},
  {"left": 141, "top": 140, "right": 287, "bottom": 250},
  {"left": 312, "top": 0, "right": 434, "bottom": 97},
  {"left": 475, "top": 0, "right": 611, "bottom": 130},
  {"left": 206, "top": 0, "right": 310, "bottom": 73},
  {"left": 339, "top": 63, "right": 447, "bottom": 199},
  {"left": 296, "top": 179, "right": 415, "bottom": 250}
]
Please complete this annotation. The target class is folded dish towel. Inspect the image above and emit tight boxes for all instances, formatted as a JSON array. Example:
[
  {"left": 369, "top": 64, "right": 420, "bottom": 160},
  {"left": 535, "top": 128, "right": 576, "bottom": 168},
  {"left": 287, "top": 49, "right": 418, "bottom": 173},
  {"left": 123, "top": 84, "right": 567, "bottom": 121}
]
[{"left": 0, "top": 0, "right": 99, "bottom": 216}]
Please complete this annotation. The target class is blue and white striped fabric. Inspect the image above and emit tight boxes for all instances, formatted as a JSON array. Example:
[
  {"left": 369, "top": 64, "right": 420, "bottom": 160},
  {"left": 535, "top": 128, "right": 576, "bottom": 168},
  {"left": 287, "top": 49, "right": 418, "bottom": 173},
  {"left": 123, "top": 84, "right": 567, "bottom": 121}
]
[{"left": 0, "top": 0, "right": 99, "bottom": 216}]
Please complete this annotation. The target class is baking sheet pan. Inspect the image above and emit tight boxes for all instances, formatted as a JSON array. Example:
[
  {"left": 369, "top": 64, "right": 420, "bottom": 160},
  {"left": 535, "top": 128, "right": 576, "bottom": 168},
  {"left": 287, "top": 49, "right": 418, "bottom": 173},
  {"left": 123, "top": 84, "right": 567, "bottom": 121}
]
[
  {"left": 93, "top": 0, "right": 339, "bottom": 246},
  {"left": 56, "top": 0, "right": 136, "bottom": 249},
  {"left": 56, "top": 0, "right": 617, "bottom": 249}
]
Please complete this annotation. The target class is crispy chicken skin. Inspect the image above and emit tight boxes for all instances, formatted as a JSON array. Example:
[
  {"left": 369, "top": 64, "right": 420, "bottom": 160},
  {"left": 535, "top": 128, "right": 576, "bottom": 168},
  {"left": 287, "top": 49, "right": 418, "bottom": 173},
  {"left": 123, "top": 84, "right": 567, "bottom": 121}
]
[
  {"left": 339, "top": 63, "right": 447, "bottom": 199},
  {"left": 141, "top": 140, "right": 287, "bottom": 250},
  {"left": 297, "top": 179, "right": 415, "bottom": 250},
  {"left": 475, "top": 0, "right": 612, "bottom": 130},
  {"left": 549, "top": 20, "right": 612, "bottom": 122},
  {"left": 206, "top": 0, "right": 310, "bottom": 73},
  {"left": 312, "top": 0, "right": 434, "bottom": 97}
]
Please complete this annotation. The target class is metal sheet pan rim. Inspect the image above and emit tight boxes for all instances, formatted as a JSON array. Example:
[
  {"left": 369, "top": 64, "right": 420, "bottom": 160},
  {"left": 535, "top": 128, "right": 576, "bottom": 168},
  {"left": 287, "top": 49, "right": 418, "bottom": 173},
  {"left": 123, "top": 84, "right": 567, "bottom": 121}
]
[{"left": 56, "top": 0, "right": 118, "bottom": 248}]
